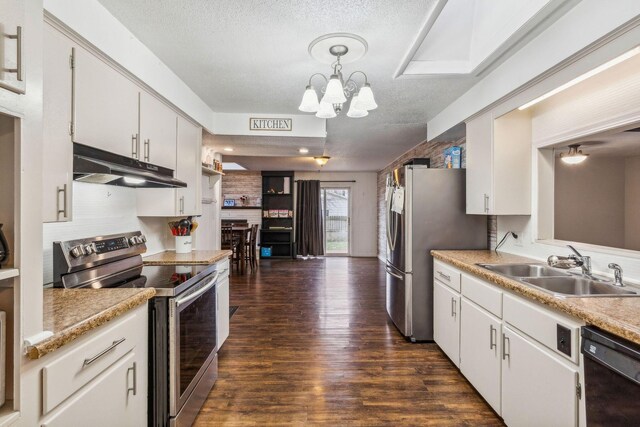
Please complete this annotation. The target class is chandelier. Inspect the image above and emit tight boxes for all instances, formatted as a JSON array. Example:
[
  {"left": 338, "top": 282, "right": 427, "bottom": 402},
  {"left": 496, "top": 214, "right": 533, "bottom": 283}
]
[{"left": 298, "top": 43, "right": 377, "bottom": 119}]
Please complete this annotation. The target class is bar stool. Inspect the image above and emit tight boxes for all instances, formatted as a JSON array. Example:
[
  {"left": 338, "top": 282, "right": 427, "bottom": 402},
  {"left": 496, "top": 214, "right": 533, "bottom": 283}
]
[
  {"left": 245, "top": 224, "right": 259, "bottom": 271},
  {"left": 221, "top": 225, "right": 240, "bottom": 272}
]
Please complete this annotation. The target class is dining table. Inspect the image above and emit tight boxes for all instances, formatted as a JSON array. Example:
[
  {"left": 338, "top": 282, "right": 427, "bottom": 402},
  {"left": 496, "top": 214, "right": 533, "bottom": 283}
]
[{"left": 226, "top": 224, "right": 252, "bottom": 274}]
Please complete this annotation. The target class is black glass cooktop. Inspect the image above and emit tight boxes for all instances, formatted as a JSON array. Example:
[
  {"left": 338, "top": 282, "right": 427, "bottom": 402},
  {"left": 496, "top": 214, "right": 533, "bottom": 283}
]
[{"left": 118, "top": 263, "right": 218, "bottom": 297}]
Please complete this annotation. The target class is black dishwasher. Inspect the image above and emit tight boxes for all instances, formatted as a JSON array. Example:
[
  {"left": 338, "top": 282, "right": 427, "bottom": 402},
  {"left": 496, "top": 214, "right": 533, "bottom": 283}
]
[{"left": 581, "top": 326, "right": 640, "bottom": 426}]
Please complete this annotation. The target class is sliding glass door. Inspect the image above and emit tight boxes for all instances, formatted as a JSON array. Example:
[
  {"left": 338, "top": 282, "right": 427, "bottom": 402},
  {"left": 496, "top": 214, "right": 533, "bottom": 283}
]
[{"left": 321, "top": 188, "right": 350, "bottom": 255}]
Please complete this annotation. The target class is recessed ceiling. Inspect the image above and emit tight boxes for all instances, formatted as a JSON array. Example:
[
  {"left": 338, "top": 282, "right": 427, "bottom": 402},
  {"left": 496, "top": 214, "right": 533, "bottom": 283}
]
[{"left": 96, "top": 0, "right": 566, "bottom": 171}]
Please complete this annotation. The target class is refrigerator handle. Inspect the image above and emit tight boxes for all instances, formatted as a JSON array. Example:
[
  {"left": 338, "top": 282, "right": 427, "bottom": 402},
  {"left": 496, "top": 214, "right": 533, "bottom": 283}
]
[
  {"left": 386, "top": 186, "right": 397, "bottom": 250},
  {"left": 385, "top": 265, "right": 404, "bottom": 280}
]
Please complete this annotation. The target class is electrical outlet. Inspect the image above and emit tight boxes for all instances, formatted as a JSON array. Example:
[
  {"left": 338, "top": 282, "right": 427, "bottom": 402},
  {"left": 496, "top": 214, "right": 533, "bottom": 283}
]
[{"left": 514, "top": 233, "right": 523, "bottom": 247}]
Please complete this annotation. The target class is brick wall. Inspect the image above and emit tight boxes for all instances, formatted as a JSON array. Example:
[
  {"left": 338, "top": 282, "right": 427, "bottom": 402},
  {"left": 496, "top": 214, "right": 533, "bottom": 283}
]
[
  {"left": 221, "top": 171, "right": 262, "bottom": 206},
  {"left": 377, "top": 138, "right": 497, "bottom": 259}
]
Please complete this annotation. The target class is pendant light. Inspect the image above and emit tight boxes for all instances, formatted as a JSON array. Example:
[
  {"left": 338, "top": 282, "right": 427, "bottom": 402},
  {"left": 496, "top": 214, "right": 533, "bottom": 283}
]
[
  {"left": 355, "top": 83, "right": 377, "bottom": 110},
  {"left": 322, "top": 75, "right": 347, "bottom": 104},
  {"left": 560, "top": 144, "right": 589, "bottom": 164}
]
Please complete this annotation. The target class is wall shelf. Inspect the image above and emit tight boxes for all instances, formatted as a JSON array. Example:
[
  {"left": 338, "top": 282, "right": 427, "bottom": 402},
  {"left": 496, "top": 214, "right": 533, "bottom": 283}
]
[
  {"left": 202, "top": 166, "right": 225, "bottom": 176},
  {"left": 222, "top": 206, "right": 262, "bottom": 210},
  {"left": 0, "top": 269, "right": 19, "bottom": 282}
]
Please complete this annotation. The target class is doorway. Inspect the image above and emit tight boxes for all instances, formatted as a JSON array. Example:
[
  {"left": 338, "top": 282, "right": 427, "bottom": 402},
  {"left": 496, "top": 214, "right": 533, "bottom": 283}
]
[{"left": 321, "top": 187, "right": 350, "bottom": 255}]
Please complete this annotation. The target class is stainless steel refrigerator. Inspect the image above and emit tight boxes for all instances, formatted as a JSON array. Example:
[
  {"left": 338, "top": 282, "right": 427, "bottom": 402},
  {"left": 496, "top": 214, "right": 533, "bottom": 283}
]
[{"left": 385, "top": 165, "right": 487, "bottom": 341}]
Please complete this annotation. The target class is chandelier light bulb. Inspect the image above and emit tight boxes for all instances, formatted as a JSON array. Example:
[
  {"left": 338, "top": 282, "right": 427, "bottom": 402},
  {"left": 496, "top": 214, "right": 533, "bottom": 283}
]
[
  {"left": 315, "top": 101, "right": 337, "bottom": 119},
  {"left": 347, "top": 95, "right": 368, "bottom": 118},
  {"left": 356, "top": 83, "right": 378, "bottom": 110},
  {"left": 298, "top": 85, "right": 320, "bottom": 112},
  {"left": 322, "top": 74, "right": 347, "bottom": 104}
]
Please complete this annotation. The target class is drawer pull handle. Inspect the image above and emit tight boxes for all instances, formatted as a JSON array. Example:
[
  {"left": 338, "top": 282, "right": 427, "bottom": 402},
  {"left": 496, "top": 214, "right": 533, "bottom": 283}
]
[
  {"left": 490, "top": 325, "right": 497, "bottom": 350},
  {"left": 127, "top": 362, "right": 137, "bottom": 396},
  {"left": 437, "top": 271, "right": 451, "bottom": 281},
  {"left": 451, "top": 297, "right": 456, "bottom": 318},
  {"left": 83, "top": 337, "right": 126, "bottom": 367},
  {"left": 502, "top": 334, "right": 510, "bottom": 360}
]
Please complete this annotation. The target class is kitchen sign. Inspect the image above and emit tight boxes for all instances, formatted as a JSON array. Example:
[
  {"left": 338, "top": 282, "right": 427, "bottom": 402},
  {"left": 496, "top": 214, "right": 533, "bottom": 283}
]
[{"left": 249, "top": 118, "right": 292, "bottom": 131}]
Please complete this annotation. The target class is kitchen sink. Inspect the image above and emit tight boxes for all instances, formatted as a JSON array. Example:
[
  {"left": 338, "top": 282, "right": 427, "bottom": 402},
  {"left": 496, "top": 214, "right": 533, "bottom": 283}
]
[
  {"left": 478, "top": 263, "right": 570, "bottom": 278},
  {"left": 520, "top": 276, "right": 638, "bottom": 297}
]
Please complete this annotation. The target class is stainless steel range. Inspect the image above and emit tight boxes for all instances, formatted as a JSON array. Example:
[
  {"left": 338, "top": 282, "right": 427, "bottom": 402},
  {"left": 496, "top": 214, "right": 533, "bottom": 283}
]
[{"left": 53, "top": 231, "right": 225, "bottom": 426}]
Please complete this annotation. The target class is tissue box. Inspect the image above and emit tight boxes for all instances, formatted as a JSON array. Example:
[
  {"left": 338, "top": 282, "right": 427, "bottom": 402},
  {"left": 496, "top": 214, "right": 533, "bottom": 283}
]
[
  {"left": 261, "top": 246, "right": 272, "bottom": 257},
  {"left": 444, "top": 146, "right": 461, "bottom": 169}
]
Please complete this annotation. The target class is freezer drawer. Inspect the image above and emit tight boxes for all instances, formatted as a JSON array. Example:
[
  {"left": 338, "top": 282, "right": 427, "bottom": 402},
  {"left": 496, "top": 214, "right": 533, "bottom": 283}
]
[{"left": 385, "top": 262, "right": 411, "bottom": 337}]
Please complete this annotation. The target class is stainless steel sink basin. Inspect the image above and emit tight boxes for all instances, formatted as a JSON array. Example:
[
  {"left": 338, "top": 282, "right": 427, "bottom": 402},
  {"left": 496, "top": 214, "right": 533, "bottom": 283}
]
[
  {"left": 521, "top": 276, "right": 638, "bottom": 297},
  {"left": 478, "top": 263, "right": 570, "bottom": 278}
]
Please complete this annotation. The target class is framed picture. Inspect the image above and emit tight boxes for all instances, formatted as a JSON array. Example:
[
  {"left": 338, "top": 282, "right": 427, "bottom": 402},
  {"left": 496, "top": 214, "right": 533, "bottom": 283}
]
[{"left": 223, "top": 199, "right": 236, "bottom": 207}]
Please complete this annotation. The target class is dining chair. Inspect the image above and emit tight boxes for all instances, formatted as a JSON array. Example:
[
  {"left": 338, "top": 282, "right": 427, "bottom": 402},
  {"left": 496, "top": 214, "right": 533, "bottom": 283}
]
[
  {"left": 221, "top": 225, "right": 240, "bottom": 271},
  {"left": 245, "top": 224, "right": 259, "bottom": 271}
]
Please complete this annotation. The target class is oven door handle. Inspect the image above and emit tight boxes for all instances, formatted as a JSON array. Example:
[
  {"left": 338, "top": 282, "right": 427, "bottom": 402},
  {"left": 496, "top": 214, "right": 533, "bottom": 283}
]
[{"left": 176, "top": 271, "right": 219, "bottom": 308}]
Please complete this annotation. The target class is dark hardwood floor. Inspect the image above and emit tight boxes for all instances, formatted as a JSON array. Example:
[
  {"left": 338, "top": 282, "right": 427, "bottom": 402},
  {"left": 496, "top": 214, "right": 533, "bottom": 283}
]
[{"left": 195, "top": 257, "right": 503, "bottom": 426}]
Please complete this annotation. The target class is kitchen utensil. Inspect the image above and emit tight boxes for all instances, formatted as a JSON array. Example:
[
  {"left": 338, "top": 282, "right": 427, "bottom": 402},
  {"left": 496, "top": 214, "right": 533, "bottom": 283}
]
[
  {"left": 0, "top": 224, "right": 9, "bottom": 268},
  {"left": 178, "top": 218, "right": 191, "bottom": 236}
]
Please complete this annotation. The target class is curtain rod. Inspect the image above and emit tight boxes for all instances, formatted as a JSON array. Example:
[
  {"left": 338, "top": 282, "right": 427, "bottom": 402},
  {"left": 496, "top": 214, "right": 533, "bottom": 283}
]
[{"left": 294, "top": 180, "right": 356, "bottom": 183}]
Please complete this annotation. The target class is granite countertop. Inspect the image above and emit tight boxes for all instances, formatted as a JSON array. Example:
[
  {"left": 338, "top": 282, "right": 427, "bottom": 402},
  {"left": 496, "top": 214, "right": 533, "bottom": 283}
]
[
  {"left": 27, "top": 288, "right": 156, "bottom": 360},
  {"left": 142, "top": 249, "right": 232, "bottom": 265},
  {"left": 431, "top": 250, "right": 640, "bottom": 345}
]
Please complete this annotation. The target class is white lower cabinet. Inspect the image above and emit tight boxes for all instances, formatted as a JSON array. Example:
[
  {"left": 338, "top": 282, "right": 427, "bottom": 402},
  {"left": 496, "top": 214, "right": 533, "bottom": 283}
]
[
  {"left": 216, "top": 276, "right": 230, "bottom": 349},
  {"left": 39, "top": 304, "right": 148, "bottom": 426},
  {"left": 433, "top": 280, "right": 460, "bottom": 366},
  {"left": 460, "top": 299, "right": 501, "bottom": 414},
  {"left": 41, "top": 351, "right": 145, "bottom": 427},
  {"left": 434, "top": 262, "right": 583, "bottom": 427},
  {"left": 502, "top": 325, "right": 579, "bottom": 427}
]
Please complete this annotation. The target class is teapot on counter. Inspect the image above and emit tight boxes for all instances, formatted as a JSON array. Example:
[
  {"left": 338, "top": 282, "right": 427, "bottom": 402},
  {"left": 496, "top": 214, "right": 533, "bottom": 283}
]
[{"left": 0, "top": 224, "right": 8, "bottom": 268}]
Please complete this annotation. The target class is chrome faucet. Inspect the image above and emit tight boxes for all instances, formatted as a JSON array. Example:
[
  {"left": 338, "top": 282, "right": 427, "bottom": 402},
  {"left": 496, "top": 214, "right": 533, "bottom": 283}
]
[
  {"left": 547, "top": 245, "right": 594, "bottom": 278},
  {"left": 608, "top": 263, "right": 624, "bottom": 286}
]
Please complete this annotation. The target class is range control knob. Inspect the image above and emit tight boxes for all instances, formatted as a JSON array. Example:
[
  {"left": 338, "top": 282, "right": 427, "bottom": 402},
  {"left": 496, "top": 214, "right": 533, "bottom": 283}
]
[
  {"left": 70, "top": 245, "right": 85, "bottom": 258},
  {"left": 139, "top": 235, "right": 147, "bottom": 243},
  {"left": 129, "top": 236, "right": 139, "bottom": 246},
  {"left": 84, "top": 244, "right": 95, "bottom": 255}
]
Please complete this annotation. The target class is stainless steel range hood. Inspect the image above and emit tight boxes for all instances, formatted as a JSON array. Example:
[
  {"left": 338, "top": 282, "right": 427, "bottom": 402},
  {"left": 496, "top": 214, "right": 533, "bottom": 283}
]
[{"left": 73, "top": 143, "right": 187, "bottom": 188}]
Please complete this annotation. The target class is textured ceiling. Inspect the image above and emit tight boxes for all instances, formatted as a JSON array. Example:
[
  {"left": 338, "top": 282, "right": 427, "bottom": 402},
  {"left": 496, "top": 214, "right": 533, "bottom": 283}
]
[{"left": 97, "top": 0, "right": 479, "bottom": 171}]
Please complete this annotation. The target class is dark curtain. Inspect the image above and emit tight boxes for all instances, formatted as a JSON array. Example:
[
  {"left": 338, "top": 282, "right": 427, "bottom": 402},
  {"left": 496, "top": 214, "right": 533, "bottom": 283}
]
[{"left": 296, "top": 180, "right": 324, "bottom": 256}]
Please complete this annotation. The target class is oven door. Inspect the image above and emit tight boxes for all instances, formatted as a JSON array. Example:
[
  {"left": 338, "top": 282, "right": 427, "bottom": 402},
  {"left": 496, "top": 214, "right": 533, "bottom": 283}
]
[{"left": 169, "top": 270, "right": 219, "bottom": 417}]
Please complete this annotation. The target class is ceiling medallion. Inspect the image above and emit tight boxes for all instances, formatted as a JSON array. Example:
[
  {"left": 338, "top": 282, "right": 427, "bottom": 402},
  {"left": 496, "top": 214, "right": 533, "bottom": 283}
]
[{"left": 299, "top": 33, "right": 377, "bottom": 119}]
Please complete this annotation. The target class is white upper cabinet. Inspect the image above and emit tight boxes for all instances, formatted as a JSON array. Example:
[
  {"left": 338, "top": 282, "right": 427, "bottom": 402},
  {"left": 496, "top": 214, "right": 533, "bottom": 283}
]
[
  {"left": 176, "top": 115, "right": 202, "bottom": 216},
  {"left": 0, "top": 0, "right": 26, "bottom": 95},
  {"left": 73, "top": 45, "right": 140, "bottom": 159},
  {"left": 139, "top": 91, "right": 177, "bottom": 169},
  {"left": 42, "top": 23, "right": 74, "bottom": 223},
  {"left": 466, "top": 109, "right": 532, "bottom": 215}
]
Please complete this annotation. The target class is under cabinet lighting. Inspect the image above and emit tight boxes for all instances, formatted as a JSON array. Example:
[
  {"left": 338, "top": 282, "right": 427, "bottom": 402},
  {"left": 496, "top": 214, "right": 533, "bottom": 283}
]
[
  {"left": 518, "top": 46, "right": 640, "bottom": 111},
  {"left": 124, "top": 176, "right": 146, "bottom": 185}
]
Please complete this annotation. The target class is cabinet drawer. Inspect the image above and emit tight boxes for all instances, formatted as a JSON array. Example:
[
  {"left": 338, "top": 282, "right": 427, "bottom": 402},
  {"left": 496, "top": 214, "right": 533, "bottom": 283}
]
[
  {"left": 461, "top": 274, "right": 502, "bottom": 318},
  {"left": 42, "top": 305, "right": 147, "bottom": 414},
  {"left": 503, "top": 294, "right": 581, "bottom": 364},
  {"left": 433, "top": 260, "right": 461, "bottom": 292}
]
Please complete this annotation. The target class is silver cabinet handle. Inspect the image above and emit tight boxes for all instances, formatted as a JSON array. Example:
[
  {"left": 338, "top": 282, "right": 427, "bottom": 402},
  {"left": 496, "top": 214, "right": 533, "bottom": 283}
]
[
  {"left": 451, "top": 297, "right": 456, "bottom": 318},
  {"left": 127, "top": 362, "right": 137, "bottom": 396},
  {"left": 502, "top": 334, "right": 510, "bottom": 360},
  {"left": 143, "top": 139, "right": 150, "bottom": 162},
  {"left": 83, "top": 337, "right": 126, "bottom": 367},
  {"left": 5, "top": 26, "right": 23, "bottom": 81},
  {"left": 179, "top": 196, "right": 185, "bottom": 214},
  {"left": 176, "top": 271, "right": 219, "bottom": 308},
  {"left": 484, "top": 193, "right": 489, "bottom": 213},
  {"left": 437, "top": 271, "right": 451, "bottom": 281},
  {"left": 57, "top": 184, "right": 68, "bottom": 220},
  {"left": 131, "top": 134, "right": 139, "bottom": 159},
  {"left": 490, "top": 325, "right": 497, "bottom": 350}
]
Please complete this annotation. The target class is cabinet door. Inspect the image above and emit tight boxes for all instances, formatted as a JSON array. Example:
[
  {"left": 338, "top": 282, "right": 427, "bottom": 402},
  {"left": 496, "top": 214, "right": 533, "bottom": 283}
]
[
  {"left": 460, "top": 299, "right": 501, "bottom": 414},
  {"left": 73, "top": 46, "right": 139, "bottom": 159},
  {"left": 502, "top": 326, "right": 579, "bottom": 427},
  {"left": 0, "top": 0, "right": 26, "bottom": 94},
  {"left": 433, "top": 280, "right": 460, "bottom": 366},
  {"left": 176, "top": 115, "right": 202, "bottom": 216},
  {"left": 139, "top": 91, "right": 177, "bottom": 169},
  {"left": 42, "top": 24, "right": 74, "bottom": 222},
  {"left": 216, "top": 277, "right": 230, "bottom": 349},
  {"left": 41, "top": 351, "right": 146, "bottom": 427},
  {"left": 465, "top": 114, "right": 493, "bottom": 214}
]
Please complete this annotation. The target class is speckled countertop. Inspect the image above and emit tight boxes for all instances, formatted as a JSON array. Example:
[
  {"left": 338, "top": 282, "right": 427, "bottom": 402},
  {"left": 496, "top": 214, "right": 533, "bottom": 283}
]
[
  {"left": 26, "top": 288, "right": 156, "bottom": 360},
  {"left": 142, "top": 249, "right": 232, "bottom": 265},
  {"left": 431, "top": 250, "right": 640, "bottom": 345}
]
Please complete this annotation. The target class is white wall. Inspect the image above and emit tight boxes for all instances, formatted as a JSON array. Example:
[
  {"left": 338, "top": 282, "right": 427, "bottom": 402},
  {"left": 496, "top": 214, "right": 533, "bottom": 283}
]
[
  {"left": 294, "top": 172, "right": 377, "bottom": 257},
  {"left": 42, "top": 183, "right": 170, "bottom": 284},
  {"left": 43, "top": 0, "right": 215, "bottom": 130}
]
